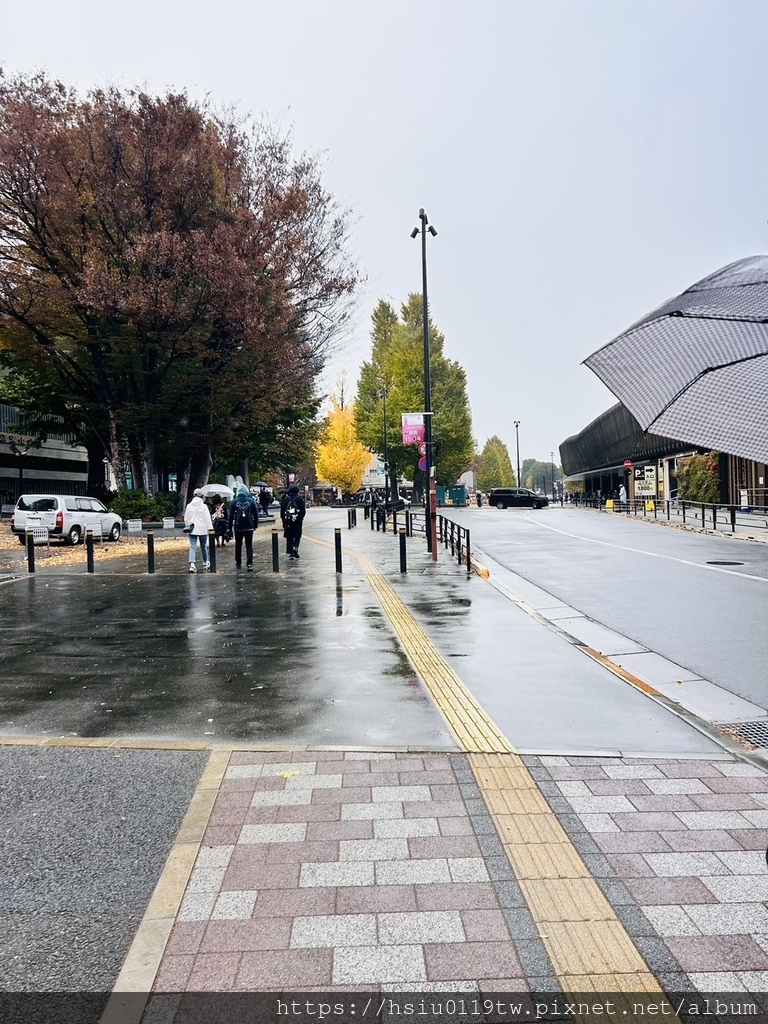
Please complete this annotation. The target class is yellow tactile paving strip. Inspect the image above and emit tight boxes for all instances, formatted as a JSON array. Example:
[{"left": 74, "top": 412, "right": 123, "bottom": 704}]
[
  {"left": 355, "top": 552, "right": 513, "bottom": 754},
  {"left": 355, "top": 550, "right": 670, "bottom": 999}
]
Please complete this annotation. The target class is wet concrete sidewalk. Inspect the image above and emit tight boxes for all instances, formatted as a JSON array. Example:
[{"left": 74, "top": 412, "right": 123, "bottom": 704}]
[{"left": 3, "top": 509, "right": 768, "bottom": 1021}]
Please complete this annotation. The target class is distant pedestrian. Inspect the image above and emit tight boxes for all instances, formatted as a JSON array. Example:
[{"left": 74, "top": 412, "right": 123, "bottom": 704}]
[
  {"left": 280, "top": 484, "right": 306, "bottom": 559},
  {"left": 184, "top": 488, "right": 213, "bottom": 573},
  {"left": 228, "top": 485, "right": 259, "bottom": 570},
  {"left": 619, "top": 483, "right": 628, "bottom": 504},
  {"left": 259, "top": 488, "right": 271, "bottom": 516},
  {"left": 211, "top": 496, "right": 228, "bottom": 546},
  {"left": 477, "top": 491, "right": 483, "bottom": 507}
]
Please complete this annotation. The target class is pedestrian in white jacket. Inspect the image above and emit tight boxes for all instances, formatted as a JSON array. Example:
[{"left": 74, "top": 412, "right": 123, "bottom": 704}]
[{"left": 184, "top": 489, "right": 213, "bottom": 573}]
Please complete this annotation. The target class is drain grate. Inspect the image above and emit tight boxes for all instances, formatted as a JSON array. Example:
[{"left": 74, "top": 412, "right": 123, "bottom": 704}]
[
  {"left": 707, "top": 560, "right": 744, "bottom": 566},
  {"left": 719, "top": 718, "right": 768, "bottom": 748}
]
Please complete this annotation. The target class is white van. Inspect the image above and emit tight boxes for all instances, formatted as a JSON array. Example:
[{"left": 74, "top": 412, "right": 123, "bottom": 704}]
[{"left": 11, "top": 494, "right": 122, "bottom": 545}]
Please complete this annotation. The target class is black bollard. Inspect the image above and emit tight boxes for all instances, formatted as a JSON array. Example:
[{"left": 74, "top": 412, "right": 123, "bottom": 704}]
[
  {"left": 334, "top": 528, "right": 342, "bottom": 574},
  {"left": 370, "top": 506, "right": 375, "bottom": 531},
  {"left": 352, "top": 507, "right": 357, "bottom": 527},
  {"left": 405, "top": 509, "right": 411, "bottom": 537},
  {"left": 208, "top": 531, "right": 217, "bottom": 573},
  {"left": 86, "top": 530, "right": 95, "bottom": 573},
  {"left": 26, "top": 530, "right": 35, "bottom": 574},
  {"left": 399, "top": 528, "right": 407, "bottom": 574},
  {"left": 347, "top": 508, "right": 352, "bottom": 530},
  {"left": 465, "top": 528, "right": 472, "bottom": 575},
  {"left": 147, "top": 530, "right": 155, "bottom": 574},
  {"left": 272, "top": 529, "right": 280, "bottom": 572}
]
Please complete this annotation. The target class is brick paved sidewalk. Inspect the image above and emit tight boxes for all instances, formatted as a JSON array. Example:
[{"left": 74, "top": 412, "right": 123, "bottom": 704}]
[{"left": 137, "top": 747, "right": 768, "bottom": 1007}]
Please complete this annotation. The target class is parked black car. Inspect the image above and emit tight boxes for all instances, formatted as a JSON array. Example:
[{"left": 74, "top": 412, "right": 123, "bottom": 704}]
[{"left": 487, "top": 488, "right": 548, "bottom": 510}]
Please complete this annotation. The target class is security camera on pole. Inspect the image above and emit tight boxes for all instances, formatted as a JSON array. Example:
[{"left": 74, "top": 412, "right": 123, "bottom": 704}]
[{"left": 411, "top": 209, "right": 438, "bottom": 561}]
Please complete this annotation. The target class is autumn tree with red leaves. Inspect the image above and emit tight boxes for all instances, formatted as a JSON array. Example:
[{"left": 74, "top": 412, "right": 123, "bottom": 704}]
[{"left": 0, "top": 71, "right": 358, "bottom": 501}]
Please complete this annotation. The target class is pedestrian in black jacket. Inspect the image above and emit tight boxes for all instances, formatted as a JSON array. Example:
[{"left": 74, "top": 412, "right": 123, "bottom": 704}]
[
  {"left": 227, "top": 485, "right": 259, "bottom": 570},
  {"left": 280, "top": 485, "right": 306, "bottom": 559}
]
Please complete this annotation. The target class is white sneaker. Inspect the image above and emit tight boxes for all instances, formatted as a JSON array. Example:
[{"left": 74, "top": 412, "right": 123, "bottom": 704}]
[
  {"left": 188, "top": 563, "right": 197, "bottom": 573},
  {"left": 203, "top": 562, "right": 210, "bottom": 571}
]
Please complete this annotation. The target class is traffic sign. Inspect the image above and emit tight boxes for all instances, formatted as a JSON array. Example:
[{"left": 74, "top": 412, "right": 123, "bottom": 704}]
[
  {"left": 418, "top": 442, "right": 427, "bottom": 456},
  {"left": 624, "top": 460, "right": 633, "bottom": 469},
  {"left": 418, "top": 456, "right": 428, "bottom": 472}
]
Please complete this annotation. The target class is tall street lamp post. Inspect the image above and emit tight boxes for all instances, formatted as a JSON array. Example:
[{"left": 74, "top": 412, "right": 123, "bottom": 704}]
[
  {"left": 551, "top": 451, "right": 555, "bottom": 498},
  {"left": 513, "top": 421, "right": 521, "bottom": 487},
  {"left": 411, "top": 209, "right": 438, "bottom": 560},
  {"left": 8, "top": 441, "right": 30, "bottom": 498},
  {"left": 377, "top": 387, "right": 390, "bottom": 507}
]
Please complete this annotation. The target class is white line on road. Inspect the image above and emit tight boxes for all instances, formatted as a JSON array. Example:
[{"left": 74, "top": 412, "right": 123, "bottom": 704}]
[{"left": 524, "top": 515, "right": 768, "bottom": 582}]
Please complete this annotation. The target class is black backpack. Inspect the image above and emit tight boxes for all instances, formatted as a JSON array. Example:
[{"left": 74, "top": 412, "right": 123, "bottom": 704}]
[
  {"left": 284, "top": 496, "right": 301, "bottom": 524},
  {"left": 234, "top": 498, "right": 253, "bottom": 530}
]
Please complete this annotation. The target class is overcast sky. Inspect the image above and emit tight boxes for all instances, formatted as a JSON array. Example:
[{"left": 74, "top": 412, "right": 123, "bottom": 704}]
[{"left": 3, "top": 0, "right": 767, "bottom": 468}]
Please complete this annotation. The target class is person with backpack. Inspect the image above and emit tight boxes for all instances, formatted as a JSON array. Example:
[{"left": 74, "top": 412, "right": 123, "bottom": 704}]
[
  {"left": 280, "top": 484, "right": 306, "bottom": 559},
  {"left": 227, "top": 484, "right": 259, "bottom": 570}
]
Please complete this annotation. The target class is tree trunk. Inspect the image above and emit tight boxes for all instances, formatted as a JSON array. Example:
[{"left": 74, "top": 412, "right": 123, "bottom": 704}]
[
  {"left": 177, "top": 461, "right": 192, "bottom": 513},
  {"left": 108, "top": 411, "right": 127, "bottom": 491}
]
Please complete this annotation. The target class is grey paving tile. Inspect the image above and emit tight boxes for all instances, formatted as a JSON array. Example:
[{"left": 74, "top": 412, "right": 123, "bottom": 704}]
[
  {"left": 372, "top": 785, "right": 432, "bottom": 803},
  {"left": 211, "top": 891, "right": 258, "bottom": 920},
  {"left": 514, "top": 938, "right": 556, "bottom": 977},
  {"left": 643, "top": 851, "right": 731, "bottom": 877},
  {"left": 685, "top": 903, "right": 768, "bottom": 935},
  {"left": 339, "top": 837, "right": 410, "bottom": 861},
  {"left": 741, "top": 810, "right": 768, "bottom": 827},
  {"left": 578, "top": 812, "right": 621, "bottom": 833},
  {"left": 595, "top": 878, "right": 634, "bottom": 905},
  {"left": 299, "top": 862, "right": 375, "bottom": 888},
  {"left": 702, "top": 876, "right": 768, "bottom": 903},
  {"left": 501, "top": 908, "right": 540, "bottom": 939},
  {"left": 239, "top": 823, "right": 307, "bottom": 844},
  {"left": 178, "top": 891, "right": 217, "bottom": 922},
  {"left": 448, "top": 858, "right": 490, "bottom": 882},
  {"left": 376, "top": 859, "right": 451, "bottom": 885},
  {"left": 716, "top": 850, "right": 768, "bottom": 873},
  {"left": 477, "top": 834, "right": 505, "bottom": 858},
  {"left": 580, "top": 852, "right": 613, "bottom": 877},
  {"left": 225, "top": 764, "right": 263, "bottom": 779},
  {"left": 718, "top": 764, "right": 768, "bottom": 778},
  {"left": 568, "top": 795, "right": 637, "bottom": 813},
  {"left": 568, "top": 832, "right": 601, "bottom": 857},
  {"left": 645, "top": 778, "right": 710, "bottom": 795},
  {"left": 290, "top": 914, "right": 376, "bottom": 948},
  {"left": 341, "top": 802, "right": 403, "bottom": 820},
  {"left": 642, "top": 905, "right": 701, "bottom": 936},
  {"left": 676, "top": 811, "right": 753, "bottom": 830},
  {"left": 613, "top": 904, "right": 658, "bottom": 936},
  {"left": 374, "top": 818, "right": 440, "bottom": 839},
  {"left": 485, "top": 856, "right": 515, "bottom": 882},
  {"left": 186, "top": 866, "right": 227, "bottom": 894},
  {"left": 378, "top": 910, "right": 465, "bottom": 944},
  {"left": 196, "top": 845, "right": 235, "bottom": 869},
  {"left": 493, "top": 881, "right": 528, "bottom": 908},
  {"left": 346, "top": 751, "right": 395, "bottom": 760},
  {"left": 633, "top": 934, "right": 686, "bottom": 973},
  {"left": 556, "top": 781, "right": 592, "bottom": 798},
  {"left": 688, "top": 971, "right": 749, "bottom": 992},
  {"left": 332, "top": 945, "right": 427, "bottom": 985}
]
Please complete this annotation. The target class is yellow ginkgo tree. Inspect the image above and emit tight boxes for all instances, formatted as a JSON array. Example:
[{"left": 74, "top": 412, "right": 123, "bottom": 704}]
[{"left": 315, "top": 397, "right": 372, "bottom": 496}]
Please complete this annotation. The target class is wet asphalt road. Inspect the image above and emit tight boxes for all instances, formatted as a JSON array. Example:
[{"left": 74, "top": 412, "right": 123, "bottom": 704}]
[
  {"left": 0, "top": 745, "right": 206, "bottom": 1006},
  {"left": 453, "top": 505, "right": 768, "bottom": 710}
]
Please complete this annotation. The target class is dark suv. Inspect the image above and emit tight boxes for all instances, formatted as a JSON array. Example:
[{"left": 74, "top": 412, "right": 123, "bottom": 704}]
[{"left": 487, "top": 488, "right": 548, "bottom": 510}]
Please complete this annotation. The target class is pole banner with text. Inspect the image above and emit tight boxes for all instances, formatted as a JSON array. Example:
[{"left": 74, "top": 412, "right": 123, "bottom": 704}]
[{"left": 402, "top": 413, "right": 425, "bottom": 445}]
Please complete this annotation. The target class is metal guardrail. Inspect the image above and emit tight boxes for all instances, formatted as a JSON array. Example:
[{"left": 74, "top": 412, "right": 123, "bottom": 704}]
[{"left": 583, "top": 497, "right": 768, "bottom": 534}]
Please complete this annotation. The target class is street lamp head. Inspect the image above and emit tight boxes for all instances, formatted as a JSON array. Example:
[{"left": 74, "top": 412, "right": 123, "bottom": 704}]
[
  {"left": 428, "top": 225, "right": 437, "bottom": 237},
  {"left": 410, "top": 227, "right": 419, "bottom": 239}
]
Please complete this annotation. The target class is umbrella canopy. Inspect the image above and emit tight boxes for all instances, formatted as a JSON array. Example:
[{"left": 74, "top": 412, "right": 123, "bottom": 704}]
[
  {"left": 197, "top": 483, "right": 234, "bottom": 499},
  {"left": 251, "top": 481, "right": 269, "bottom": 488},
  {"left": 584, "top": 256, "right": 768, "bottom": 464}
]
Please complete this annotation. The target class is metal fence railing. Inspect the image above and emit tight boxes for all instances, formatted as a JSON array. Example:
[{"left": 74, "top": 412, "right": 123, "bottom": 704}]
[{"left": 579, "top": 497, "right": 768, "bottom": 535}]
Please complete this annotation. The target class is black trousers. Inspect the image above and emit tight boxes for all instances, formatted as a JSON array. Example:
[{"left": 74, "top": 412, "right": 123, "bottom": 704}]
[
  {"left": 285, "top": 524, "right": 302, "bottom": 554},
  {"left": 234, "top": 529, "right": 254, "bottom": 566}
]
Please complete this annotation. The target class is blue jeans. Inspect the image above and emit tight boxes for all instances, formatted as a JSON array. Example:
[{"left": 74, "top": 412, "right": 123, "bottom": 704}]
[{"left": 188, "top": 534, "right": 209, "bottom": 563}]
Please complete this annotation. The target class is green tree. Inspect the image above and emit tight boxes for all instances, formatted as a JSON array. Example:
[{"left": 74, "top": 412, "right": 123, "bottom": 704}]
[
  {"left": 477, "top": 436, "right": 515, "bottom": 491},
  {"left": 355, "top": 295, "right": 473, "bottom": 493},
  {"left": 522, "top": 458, "right": 561, "bottom": 493}
]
